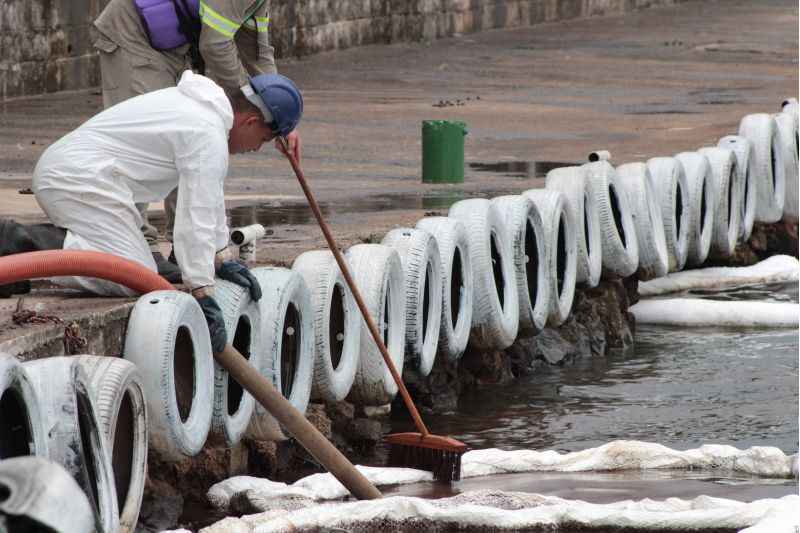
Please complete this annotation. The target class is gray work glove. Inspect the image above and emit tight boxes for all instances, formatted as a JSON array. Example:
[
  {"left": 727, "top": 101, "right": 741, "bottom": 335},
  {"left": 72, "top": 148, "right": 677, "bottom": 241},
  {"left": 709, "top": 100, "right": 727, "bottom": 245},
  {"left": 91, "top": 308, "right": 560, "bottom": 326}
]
[
  {"left": 216, "top": 260, "right": 262, "bottom": 301},
  {"left": 197, "top": 296, "right": 227, "bottom": 353}
]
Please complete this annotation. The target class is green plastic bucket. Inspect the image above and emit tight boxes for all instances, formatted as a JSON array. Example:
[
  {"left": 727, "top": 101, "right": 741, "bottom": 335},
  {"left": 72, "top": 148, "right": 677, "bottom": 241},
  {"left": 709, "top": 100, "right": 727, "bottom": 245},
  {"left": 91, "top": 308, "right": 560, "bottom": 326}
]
[{"left": 422, "top": 120, "right": 468, "bottom": 183}]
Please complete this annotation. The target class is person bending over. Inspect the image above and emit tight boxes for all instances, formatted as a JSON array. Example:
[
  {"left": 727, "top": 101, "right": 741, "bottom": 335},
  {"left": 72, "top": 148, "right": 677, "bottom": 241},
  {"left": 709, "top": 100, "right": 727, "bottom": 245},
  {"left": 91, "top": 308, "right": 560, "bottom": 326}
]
[{"left": 0, "top": 70, "right": 302, "bottom": 352}]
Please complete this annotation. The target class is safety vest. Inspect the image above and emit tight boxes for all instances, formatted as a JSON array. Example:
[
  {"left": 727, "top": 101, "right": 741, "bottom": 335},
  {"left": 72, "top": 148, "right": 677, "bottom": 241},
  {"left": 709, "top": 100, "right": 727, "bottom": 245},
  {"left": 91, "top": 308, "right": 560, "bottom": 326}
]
[{"left": 134, "top": 0, "right": 266, "bottom": 51}]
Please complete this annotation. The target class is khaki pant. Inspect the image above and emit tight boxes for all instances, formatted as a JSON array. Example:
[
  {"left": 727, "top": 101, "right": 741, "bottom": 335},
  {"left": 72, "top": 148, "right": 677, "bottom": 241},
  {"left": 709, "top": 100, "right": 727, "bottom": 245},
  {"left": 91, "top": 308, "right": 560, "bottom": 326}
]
[{"left": 96, "top": 33, "right": 189, "bottom": 250}]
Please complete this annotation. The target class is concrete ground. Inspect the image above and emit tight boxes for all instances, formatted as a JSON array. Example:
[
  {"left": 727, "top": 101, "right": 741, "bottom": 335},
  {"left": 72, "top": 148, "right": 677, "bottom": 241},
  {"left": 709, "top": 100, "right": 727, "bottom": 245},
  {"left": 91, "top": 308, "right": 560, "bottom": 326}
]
[{"left": 0, "top": 0, "right": 796, "bottom": 347}]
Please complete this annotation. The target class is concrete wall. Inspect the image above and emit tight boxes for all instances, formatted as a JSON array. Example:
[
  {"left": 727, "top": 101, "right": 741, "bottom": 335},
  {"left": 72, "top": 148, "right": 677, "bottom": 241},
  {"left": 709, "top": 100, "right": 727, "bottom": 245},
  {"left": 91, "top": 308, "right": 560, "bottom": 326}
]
[
  {"left": 0, "top": 0, "right": 104, "bottom": 100},
  {"left": 0, "top": 0, "right": 684, "bottom": 100}
]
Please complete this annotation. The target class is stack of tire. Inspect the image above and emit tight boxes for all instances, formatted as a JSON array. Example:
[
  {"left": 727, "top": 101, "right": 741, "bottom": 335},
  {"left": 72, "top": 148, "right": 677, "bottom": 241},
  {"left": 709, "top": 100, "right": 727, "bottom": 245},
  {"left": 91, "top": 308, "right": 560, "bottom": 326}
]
[
  {"left": 3, "top": 100, "right": 795, "bottom": 532},
  {"left": 1, "top": 353, "right": 146, "bottom": 532}
]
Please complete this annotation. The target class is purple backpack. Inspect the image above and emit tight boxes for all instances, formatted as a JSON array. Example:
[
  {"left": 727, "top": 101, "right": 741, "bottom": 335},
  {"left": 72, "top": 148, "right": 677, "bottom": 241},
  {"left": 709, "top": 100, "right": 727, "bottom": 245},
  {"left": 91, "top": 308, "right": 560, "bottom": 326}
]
[{"left": 134, "top": 0, "right": 201, "bottom": 51}]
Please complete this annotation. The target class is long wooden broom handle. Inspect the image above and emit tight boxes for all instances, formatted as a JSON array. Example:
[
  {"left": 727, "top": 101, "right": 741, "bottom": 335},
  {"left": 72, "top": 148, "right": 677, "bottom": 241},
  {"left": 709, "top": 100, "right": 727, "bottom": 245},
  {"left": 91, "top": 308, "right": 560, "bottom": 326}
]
[
  {"left": 217, "top": 344, "right": 382, "bottom": 500},
  {"left": 279, "top": 137, "right": 430, "bottom": 438}
]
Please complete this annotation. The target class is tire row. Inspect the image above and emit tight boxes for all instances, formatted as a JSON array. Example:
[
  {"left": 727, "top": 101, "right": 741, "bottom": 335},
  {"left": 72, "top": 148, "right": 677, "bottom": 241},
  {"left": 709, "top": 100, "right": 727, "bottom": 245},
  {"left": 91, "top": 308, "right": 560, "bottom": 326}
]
[{"left": 2, "top": 102, "right": 795, "bottom": 532}]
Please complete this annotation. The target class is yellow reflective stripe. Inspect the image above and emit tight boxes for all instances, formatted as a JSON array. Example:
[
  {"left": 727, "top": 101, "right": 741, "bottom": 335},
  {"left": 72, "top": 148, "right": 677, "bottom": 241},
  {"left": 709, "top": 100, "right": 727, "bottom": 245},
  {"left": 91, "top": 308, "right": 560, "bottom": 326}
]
[
  {"left": 243, "top": 16, "right": 269, "bottom": 31},
  {"left": 199, "top": 1, "right": 240, "bottom": 38}
]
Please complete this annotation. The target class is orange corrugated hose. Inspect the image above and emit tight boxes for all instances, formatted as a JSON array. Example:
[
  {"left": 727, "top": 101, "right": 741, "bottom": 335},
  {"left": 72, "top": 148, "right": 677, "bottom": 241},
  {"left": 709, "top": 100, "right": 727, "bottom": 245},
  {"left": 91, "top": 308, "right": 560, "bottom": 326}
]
[{"left": 0, "top": 250, "right": 173, "bottom": 294}]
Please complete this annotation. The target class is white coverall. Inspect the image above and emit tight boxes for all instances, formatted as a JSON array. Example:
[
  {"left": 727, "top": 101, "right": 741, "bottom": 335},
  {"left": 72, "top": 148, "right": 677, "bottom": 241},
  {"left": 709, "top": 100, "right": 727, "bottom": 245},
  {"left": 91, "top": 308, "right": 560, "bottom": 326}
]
[{"left": 32, "top": 71, "right": 231, "bottom": 296}]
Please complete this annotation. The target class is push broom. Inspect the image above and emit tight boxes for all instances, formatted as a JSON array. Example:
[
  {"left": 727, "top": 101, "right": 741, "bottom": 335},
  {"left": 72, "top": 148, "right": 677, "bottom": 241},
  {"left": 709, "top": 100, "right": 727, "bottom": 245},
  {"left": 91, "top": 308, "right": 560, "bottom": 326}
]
[{"left": 278, "top": 137, "right": 468, "bottom": 482}]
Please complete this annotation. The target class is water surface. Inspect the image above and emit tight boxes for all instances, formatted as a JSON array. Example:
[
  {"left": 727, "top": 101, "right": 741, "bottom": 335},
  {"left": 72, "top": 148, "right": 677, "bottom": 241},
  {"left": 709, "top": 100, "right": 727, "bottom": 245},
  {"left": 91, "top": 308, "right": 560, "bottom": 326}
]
[{"left": 401, "top": 283, "right": 798, "bottom": 455}]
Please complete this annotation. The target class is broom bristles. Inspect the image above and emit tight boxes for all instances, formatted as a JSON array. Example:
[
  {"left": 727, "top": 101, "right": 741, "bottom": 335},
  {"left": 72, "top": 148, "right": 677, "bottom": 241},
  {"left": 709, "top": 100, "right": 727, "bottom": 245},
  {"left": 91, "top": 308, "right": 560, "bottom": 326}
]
[{"left": 385, "top": 432, "right": 467, "bottom": 482}]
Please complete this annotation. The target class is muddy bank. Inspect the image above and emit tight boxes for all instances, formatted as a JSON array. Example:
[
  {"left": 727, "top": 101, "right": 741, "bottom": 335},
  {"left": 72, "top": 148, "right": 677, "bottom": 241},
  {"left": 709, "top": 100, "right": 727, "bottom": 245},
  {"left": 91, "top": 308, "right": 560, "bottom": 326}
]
[{"left": 137, "top": 220, "right": 796, "bottom": 532}]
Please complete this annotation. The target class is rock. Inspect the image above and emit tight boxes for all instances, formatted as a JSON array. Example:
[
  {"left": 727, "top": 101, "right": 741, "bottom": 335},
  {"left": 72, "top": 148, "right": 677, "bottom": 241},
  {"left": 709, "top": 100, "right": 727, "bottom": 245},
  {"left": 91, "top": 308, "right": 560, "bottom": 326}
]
[
  {"left": 460, "top": 346, "right": 515, "bottom": 384},
  {"left": 362, "top": 404, "right": 392, "bottom": 418},
  {"left": 304, "top": 403, "right": 332, "bottom": 439},
  {"left": 137, "top": 477, "right": 184, "bottom": 532},
  {"left": 582, "top": 280, "right": 635, "bottom": 353},
  {"left": 245, "top": 439, "right": 279, "bottom": 479},
  {"left": 710, "top": 220, "right": 799, "bottom": 267},
  {"left": 346, "top": 418, "right": 384, "bottom": 444},
  {"left": 397, "top": 354, "right": 461, "bottom": 414},
  {"left": 325, "top": 400, "right": 355, "bottom": 424}
]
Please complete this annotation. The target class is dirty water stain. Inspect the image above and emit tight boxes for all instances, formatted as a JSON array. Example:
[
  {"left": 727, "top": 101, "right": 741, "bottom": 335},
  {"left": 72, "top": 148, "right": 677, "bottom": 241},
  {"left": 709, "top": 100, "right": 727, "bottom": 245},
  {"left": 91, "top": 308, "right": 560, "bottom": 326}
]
[
  {"left": 625, "top": 109, "right": 702, "bottom": 115},
  {"left": 468, "top": 160, "right": 575, "bottom": 178},
  {"left": 149, "top": 190, "right": 514, "bottom": 232}
]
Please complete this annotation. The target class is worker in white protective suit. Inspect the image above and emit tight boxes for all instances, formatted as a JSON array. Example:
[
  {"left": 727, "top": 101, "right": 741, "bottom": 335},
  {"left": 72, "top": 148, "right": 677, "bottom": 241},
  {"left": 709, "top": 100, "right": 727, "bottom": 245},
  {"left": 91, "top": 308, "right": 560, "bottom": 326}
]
[{"left": 21, "top": 70, "right": 303, "bottom": 352}]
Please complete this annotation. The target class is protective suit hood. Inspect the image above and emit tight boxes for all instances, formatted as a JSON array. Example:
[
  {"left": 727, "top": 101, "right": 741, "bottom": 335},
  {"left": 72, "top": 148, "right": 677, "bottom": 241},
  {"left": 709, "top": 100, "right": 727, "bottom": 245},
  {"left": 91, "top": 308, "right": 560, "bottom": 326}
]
[{"left": 177, "top": 70, "right": 234, "bottom": 131}]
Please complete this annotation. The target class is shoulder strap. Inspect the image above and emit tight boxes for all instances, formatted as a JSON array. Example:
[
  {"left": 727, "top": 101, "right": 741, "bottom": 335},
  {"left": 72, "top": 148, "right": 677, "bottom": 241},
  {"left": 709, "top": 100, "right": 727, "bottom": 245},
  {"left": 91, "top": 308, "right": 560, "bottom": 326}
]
[{"left": 243, "top": 0, "right": 266, "bottom": 22}]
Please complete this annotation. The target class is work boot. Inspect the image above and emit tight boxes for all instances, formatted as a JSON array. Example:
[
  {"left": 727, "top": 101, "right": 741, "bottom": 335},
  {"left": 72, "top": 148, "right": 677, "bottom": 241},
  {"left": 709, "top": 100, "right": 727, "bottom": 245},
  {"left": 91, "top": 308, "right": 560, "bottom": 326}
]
[
  {"left": 25, "top": 223, "right": 66, "bottom": 251},
  {"left": 0, "top": 219, "right": 65, "bottom": 297},
  {"left": 153, "top": 251, "right": 182, "bottom": 284}
]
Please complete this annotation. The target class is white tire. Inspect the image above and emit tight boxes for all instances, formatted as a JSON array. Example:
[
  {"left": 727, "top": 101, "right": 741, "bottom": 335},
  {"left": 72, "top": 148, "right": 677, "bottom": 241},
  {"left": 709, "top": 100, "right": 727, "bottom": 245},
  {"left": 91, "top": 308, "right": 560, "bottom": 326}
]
[
  {"left": 717, "top": 135, "right": 758, "bottom": 240},
  {"left": 415, "top": 217, "right": 474, "bottom": 362},
  {"left": 0, "top": 456, "right": 95, "bottom": 533},
  {"left": 449, "top": 199, "right": 519, "bottom": 350},
  {"left": 24, "top": 356, "right": 119, "bottom": 533},
  {"left": 698, "top": 147, "right": 743, "bottom": 257},
  {"left": 583, "top": 161, "right": 639, "bottom": 277},
  {"left": 292, "top": 251, "right": 360, "bottom": 403},
  {"left": 545, "top": 166, "right": 602, "bottom": 287},
  {"left": 738, "top": 113, "right": 786, "bottom": 222},
  {"left": 774, "top": 112, "right": 799, "bottom": 220},
  {"left": 344, "top": 244, "right": 406, "bottom": 406},
  {"left": 209, "top": 280, "right": 262, "bottom": 446},
  {"left": 77, "top": 356, "right": 147, "bottom": 533},
  {"left": 0, "top": 355, "right": 48, "bottom": 459},
  {"left": 646, "top": 157, "right": 691, "bottom": 272},
  {"left": 521, "top": 190, "right": 578, "bottom": 326},
  {"left": 781, "top": 98, "right": 799, "bottom": 144},
  {"left": 382, "top": 228, "right": 443, "bottom": 377},
  {"left": 123, "top": 290, "right": 214, "bottom": 461},
  {"left": 490, "top": 195, "right": 550, "bottom": 334},
  {"left": 615, "top": 163, "right": 669, "bottom": 280},
  {"left": 675, "top": 152, "right": 715, "bottom": 267},
  {"left": 248, "top": 268, "right": 314, "bottom": 438},
  {"left": 781, "top": 98, "right": 799, "bottom": 220}
]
